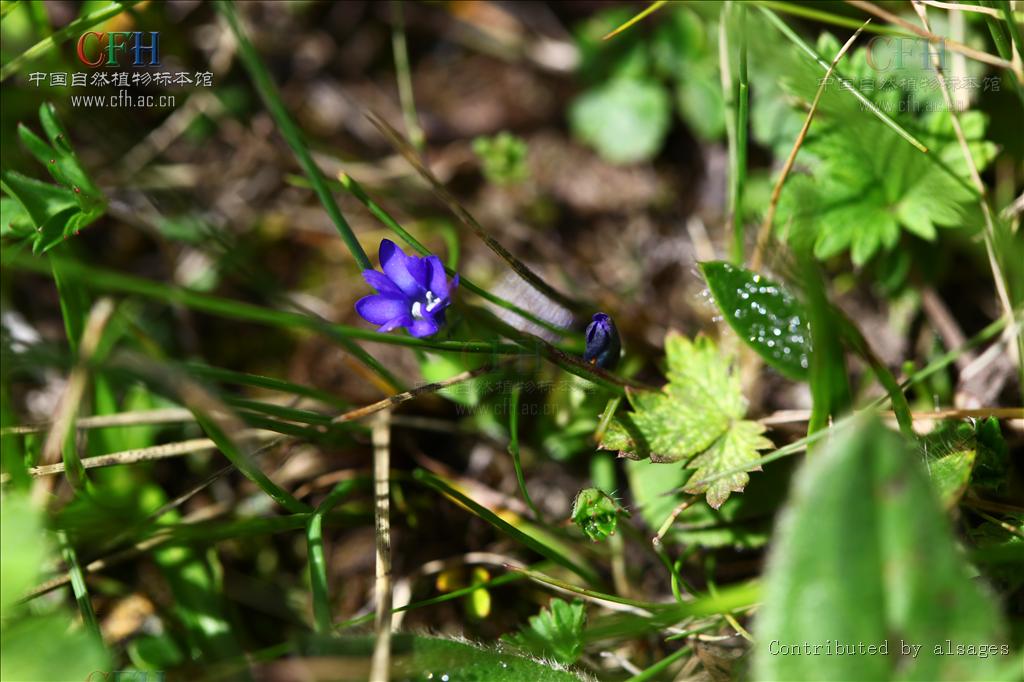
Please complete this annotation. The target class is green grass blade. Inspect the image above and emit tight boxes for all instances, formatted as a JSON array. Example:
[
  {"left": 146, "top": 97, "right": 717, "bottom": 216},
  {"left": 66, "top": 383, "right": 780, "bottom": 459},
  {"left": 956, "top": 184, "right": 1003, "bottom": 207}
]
[
  {"left": 308, "top": 479, "right": 362, "bottom": 633},
  {"left": 57, "top": 530, "right": 101, "bottom": 643},
  {"left": 0, "top": 2, "right": 138, "bottom": 81},
  {"left": 507, "top": 384, "right": 542, "bottom": 521},
  {"left": 625, "top": 645, "right": 692, "bottom": 682},
  {"left": 3, "top": 251, "right": 531, "bottom": 355},
  {"left": 366, "top": 113, "right": 585, "bottom": 313},
  {"left": 754, "top": 0, "right": 908, "bottom": 36},
  {"left": 192, "top": 412, "right": 310, "bottom": 513},
  {"left": 996, "top": 1, "right": 1024, "bottom": 63},
  {"left": 601, "top": 0, "right": 667, "bottom": 40},
  {"left": 758, "top": 6, "right": 929, "bottom": 153},
  {"left": 583, "top": 580, "right": 761, "bottom": 642},
  {"left": 722, "top": 2, "right": 750, "bottom": 264},
  {"left": 835, "top": 312, "right": 913, "bottom": 438},
  {"left": 980, "top": 1, "right": 1024, "bottom": 108},
  {"left": 412, "top": 469, "right": 600, "bottom": 585},
  {"left": 333, "top": 563, "right": 540, "bottom": 630},
  {"left": 184, "top": 362, "right": 349, "bottom": 409},
  {"left": 215, "top": 1, "right": 371, "bottom": 271}
]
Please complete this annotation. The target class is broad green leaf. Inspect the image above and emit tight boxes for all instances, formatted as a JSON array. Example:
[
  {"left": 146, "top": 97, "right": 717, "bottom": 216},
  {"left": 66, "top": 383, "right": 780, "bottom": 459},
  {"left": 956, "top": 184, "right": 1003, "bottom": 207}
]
[
  {"left": 305, "top": 634, "right": 582, "bottom": 681},
  {"left": 0, "top": 614, "right": 109, "bottom": 682},
  {"left": 600, "top": 333, "right": 770, "bottom": 508},
  {"left": 0, "top": 492, "right": 46, "bottom": 615},
  {"left": 503, "top": 598, "right": 587, "bottom": 666},
  {"left": 754, "top": 420, "right": 1010, "bottom": 681},
  {"left": 700, "top": 261, "right": 811, "bottom": 380},
  {"left": 1, "top": 491, "right": 110, "bottom": 680},
  {"left": 570, "top": 78, "right": 671, "bottom": 164}
]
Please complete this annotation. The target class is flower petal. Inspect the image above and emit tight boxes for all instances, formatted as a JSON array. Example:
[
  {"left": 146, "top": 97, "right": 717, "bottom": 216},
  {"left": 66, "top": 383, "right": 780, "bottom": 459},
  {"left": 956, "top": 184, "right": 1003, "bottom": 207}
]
[
  {"left": 380, "top": 239, "right": 424, "bottom": 297},
  {"left": 406, "top": 254, "right": 432, "bottom": 291},
  {"left": 426, "top": 256, "right": 449, "bottom": 298},
  {"left": 356, "top": 294, "right": 409, "bottom": 326},
  {"left": 378, "top": 314, "right": 413, "bottom": 333},
  {"left": 363, "top": 269, "right": 404, "bottom": 297},
  {"left": 407, "top": 318, "right": 439, "bottom": 338}
]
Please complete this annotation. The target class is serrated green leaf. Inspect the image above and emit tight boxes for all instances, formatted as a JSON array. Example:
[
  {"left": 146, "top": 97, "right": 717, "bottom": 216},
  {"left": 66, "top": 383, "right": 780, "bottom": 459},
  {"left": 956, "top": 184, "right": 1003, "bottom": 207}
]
[
  {"left": 683, "top": 419, "right": 772, "bottom": 509},
  {"left": 917, "top": 420, "right": 979, "bottom": 509},
  {"left": 570, "top": 78, "right": 671, "bottom": 164},
  {"left": 927, "top": 448, "right": 975, "bottom": 509},
  {"left": 754, "top": 420, "right": 1009, "bottom": 682},
  {"left": 600, "top": 333, "right": 770, "bottom": 508},
  {"left": 503, "top": 598, "right": 586, "bottom": 666},
  {"left": 776, "top": 102, "right": 991, "bottom": 264},
  {"left": 700, "top": 261, "right": 811, "bottom": 379}
]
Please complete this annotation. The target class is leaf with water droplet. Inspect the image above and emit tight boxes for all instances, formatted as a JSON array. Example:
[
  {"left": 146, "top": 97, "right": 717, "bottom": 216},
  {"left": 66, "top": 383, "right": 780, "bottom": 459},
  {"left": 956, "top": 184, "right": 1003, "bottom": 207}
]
[{"left": 700, "top": 261, "right": 811, "bottom": 380}]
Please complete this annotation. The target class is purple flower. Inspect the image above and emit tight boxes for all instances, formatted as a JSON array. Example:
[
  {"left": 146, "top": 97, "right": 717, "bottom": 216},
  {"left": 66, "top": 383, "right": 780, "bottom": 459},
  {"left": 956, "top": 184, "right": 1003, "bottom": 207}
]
[
  {"left": 356, "top": 239, "right": 459, "bottom": 338},
  {"left": 584, "top": 312, "right": 621, "bottom": 369}
]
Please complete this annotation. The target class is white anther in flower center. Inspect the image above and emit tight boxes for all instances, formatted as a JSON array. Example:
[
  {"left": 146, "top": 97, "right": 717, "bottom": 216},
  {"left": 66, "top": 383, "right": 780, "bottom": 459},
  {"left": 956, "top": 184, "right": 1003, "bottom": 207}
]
[
  {"left": 425, "top": 290, "right": 443, "bottom": 313},
  {"left": 411, "top": 292, "right": 443, "bottom": 320}
]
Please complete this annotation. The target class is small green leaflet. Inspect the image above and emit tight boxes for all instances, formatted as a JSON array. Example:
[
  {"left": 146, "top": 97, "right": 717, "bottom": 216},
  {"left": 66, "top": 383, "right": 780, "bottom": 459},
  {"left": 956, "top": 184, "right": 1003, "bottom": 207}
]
[
  {"left": 1, "top": 103, "right": 106, "bottom": 252},
  {"left": 700, "top": 261, "right": 811, "bottom": 380},
  {"left": 571, "top": 488, "right": 622, "bottom": 542},
  {"left": 502, "top": 598, "right": 586, "bottom": 666},
  {"left": 599, "top": 332, "right": 771, "bottom": 509}
]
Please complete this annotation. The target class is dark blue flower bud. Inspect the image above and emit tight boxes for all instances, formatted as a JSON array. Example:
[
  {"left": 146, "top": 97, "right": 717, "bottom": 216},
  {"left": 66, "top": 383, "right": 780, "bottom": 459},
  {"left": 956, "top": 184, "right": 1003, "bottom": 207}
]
[{"left": 584, "top": 313, "right": 621, "bottom": 370}]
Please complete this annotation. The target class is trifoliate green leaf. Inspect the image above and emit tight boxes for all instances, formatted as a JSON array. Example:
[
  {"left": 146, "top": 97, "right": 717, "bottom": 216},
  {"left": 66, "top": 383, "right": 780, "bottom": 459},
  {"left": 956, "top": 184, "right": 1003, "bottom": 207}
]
[
  {"left": 502, "top": 598, "right": 586, "bottom": 666},
  {"left": 599, "top": 332, "right": 770, "bottom": 508}
]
